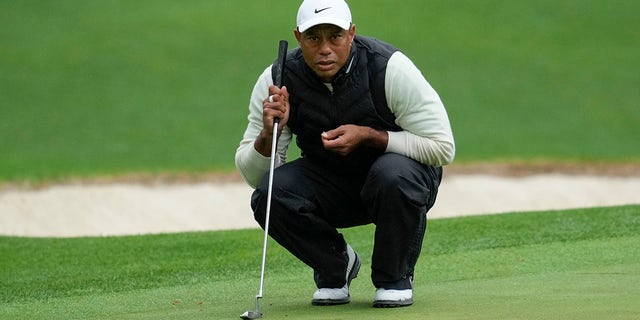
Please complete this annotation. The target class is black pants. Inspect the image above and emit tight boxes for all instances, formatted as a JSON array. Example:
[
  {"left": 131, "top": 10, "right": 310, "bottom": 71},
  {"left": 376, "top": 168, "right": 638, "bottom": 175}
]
[{"left": 251, "top": 153, "right": 442, "bottom": 290}]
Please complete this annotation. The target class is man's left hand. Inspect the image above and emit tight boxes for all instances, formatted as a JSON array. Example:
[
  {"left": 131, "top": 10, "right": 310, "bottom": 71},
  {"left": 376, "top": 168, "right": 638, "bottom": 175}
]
[{"left": 321, "top": 125, "right": 388, "bottom": 156}]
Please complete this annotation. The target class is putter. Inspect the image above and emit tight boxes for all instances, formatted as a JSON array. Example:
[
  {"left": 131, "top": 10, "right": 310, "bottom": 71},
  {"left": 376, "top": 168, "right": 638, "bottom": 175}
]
[{"left": 240, "top": 39, "right": 288, "bottom": 320}]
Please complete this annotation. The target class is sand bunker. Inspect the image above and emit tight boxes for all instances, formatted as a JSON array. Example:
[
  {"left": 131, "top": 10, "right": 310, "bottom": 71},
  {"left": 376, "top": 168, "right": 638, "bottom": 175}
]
[{"left": 1, "top": 169, "right": 638, "bottom": 237}]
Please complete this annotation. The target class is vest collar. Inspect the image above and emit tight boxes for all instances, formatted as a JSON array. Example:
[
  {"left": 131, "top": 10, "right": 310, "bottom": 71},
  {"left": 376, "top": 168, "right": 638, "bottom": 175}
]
[{"left": 330, "top": 44, "right": 357, "bottom": 85}]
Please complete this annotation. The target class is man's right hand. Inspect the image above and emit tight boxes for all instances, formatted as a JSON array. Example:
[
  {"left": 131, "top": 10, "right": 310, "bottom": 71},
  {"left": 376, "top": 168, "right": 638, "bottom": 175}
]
[{"left": 254, "top": 85, "right": 290, "bottom": 157}]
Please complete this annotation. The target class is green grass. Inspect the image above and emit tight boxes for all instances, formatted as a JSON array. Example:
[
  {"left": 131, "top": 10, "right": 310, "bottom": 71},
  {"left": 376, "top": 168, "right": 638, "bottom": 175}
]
[
  {"left": 1, "top": 205, "right": 638, "bottom": 319},
  {"left": 1, "top": 0, "right": 639, "bottom": 182},
  {"left": 2, "top": 2, "right": 638, "bottom": 319}
]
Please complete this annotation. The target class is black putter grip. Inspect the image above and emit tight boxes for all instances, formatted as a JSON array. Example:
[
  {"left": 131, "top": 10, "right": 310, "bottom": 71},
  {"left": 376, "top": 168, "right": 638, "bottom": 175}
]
[
  {"left": 273, "top": 40, "right": 288, "bottom": 88},
  {"left": 272, "top": 40, "right": 288, "bottom": 126}
]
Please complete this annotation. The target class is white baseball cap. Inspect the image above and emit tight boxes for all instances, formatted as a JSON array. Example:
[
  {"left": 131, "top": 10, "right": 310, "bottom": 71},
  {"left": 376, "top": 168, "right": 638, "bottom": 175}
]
[{"left": 296, "top": 0, "right": 352, "bottom": 33}]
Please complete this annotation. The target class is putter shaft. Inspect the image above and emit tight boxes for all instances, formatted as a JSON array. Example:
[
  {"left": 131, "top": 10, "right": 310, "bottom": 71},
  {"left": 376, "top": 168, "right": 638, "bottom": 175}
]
[
  {"left": 257, "top": 119, "right": 279, "bottom": 299},
  {"left": 242, "top": 39, "right": 287, "bottom": 320},
  {"left": 242, "top": 119, "right": 278, "bottom": 320}
]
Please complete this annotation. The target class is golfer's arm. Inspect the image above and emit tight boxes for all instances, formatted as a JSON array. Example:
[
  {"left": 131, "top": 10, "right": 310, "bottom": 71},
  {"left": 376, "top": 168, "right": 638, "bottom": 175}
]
[
  {"left": 253, "top": 129, "right": 276, "bottom": 158},
  {"left": 235, "top": 67, "right": 291, "bottom": 188},
  {"left": 362, "top": 126, "right": 389, "bottom": 151},
  {"left": 384, "top": 52, "right": 455, "bottom": 166}
]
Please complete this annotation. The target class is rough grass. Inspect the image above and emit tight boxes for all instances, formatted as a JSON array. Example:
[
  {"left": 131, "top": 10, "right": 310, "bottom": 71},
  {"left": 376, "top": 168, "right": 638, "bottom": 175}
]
[{"left": 1, "top": 0, "right": 639, "bottom": 182}]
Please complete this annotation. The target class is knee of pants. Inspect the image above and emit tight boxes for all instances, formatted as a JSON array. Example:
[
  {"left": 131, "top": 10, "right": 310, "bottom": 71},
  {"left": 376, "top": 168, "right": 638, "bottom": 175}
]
[
  {"left": 251, "top": 188, "right": 267, "bottom": 227},
  {"left": 250, "top": 168, "right": 311, "bottom": 226},
  {"left": 362, "top": 154, "right": 435, "bottom": 207}
]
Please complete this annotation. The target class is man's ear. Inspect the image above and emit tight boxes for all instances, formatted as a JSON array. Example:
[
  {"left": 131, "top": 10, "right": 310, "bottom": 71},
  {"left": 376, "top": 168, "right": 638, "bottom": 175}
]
[
  {"left": 348, "top": 24, "right": 356, "bottom": 38},
  {"left": 294, "top": 28, "right": 302, "bottom": 44}
]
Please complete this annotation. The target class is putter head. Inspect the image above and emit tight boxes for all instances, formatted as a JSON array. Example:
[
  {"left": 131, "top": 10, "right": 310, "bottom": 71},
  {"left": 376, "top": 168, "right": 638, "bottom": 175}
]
[{"left": 240, "top": 311, "right": 262, "bottom": 319}]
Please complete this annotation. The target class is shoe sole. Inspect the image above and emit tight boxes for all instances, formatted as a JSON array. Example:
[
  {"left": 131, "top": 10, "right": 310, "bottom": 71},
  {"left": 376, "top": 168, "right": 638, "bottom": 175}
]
[
  {"left": 312, "top": 254, "right": 361, "bottom": 306},
  {"left": 372, "top": 298, "right": 414, "bottom": 308},
  {"left": 311, "top": 297, "right": 351, "bottom": 306}
]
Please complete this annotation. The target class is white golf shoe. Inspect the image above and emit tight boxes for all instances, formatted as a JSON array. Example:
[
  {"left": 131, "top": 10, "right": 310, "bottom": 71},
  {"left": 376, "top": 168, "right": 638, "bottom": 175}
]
[
  {"left": 312, "top": 244, "right": 361, "bottom": 305},
  {"left": 373, "top": 288, "right": 414, "bottom": 307}
]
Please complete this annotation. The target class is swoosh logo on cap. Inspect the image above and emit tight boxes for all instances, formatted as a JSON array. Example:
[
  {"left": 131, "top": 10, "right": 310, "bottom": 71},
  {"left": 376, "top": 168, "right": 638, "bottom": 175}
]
[{"left": 314, "top": 7, "right": 332, "bottom": 14}]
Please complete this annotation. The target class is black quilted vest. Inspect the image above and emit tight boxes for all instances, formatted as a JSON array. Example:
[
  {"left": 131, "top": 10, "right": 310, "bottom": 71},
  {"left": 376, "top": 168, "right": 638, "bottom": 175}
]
[{"left": 273, "top": 35, "right": 402, "bottom": 175}]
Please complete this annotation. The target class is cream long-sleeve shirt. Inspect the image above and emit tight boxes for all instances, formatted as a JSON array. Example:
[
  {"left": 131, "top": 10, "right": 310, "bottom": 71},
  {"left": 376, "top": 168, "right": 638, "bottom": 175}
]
[{"left": 235, "top": 51, "right": 455, "bottom": 188}]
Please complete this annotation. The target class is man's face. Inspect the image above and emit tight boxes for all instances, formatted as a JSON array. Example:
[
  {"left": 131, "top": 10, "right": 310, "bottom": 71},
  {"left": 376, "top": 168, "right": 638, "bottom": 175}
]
[{"left": 294, "top": 24, "right": 356, "bottom": 83}]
